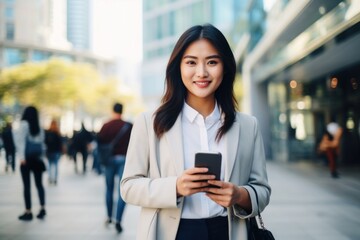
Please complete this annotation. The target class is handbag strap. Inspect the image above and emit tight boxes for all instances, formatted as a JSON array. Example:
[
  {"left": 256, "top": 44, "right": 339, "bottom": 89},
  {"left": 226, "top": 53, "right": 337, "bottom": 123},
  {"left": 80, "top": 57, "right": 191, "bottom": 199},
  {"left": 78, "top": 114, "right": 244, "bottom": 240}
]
[
  {"left": 248, "top": 184, "right": 266, "bottom": 229},
  {"left": 109, "top": 122, "right": 130, "bottom": 147}
]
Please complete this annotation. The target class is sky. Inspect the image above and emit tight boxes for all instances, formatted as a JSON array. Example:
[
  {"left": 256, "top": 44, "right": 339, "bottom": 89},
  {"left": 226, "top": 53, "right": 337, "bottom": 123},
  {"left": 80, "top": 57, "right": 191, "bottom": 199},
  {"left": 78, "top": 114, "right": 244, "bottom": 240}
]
[
  {"left": 264, "top": 0, "right": 276, "bottom": 12},
  {"left": 92, "top": 0, "right": 143, "bottom": 62}
]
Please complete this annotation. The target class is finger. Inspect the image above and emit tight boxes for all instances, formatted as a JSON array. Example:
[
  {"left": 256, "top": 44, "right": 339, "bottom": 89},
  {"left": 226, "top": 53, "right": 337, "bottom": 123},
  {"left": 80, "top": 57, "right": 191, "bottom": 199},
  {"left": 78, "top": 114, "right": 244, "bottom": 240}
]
[
  {"left": 206, "top": 193, "right": 227, "bottom": 206},
  {"left": 189, "top": 180, "right": 213, "bottom": 190},
  {"left": 192, "top": 174, "right": 216, "bottom": 182},
  {"left": 207, "top": 180, "right": 223, "bottom": 188},
  {"left": 186, "top": 167, "right": 209, "bottom": 175}
]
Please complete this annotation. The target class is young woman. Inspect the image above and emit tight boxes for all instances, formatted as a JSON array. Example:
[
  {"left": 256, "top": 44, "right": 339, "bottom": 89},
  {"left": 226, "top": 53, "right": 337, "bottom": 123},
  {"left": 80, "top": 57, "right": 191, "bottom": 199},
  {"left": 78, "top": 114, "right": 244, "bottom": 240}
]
[
  {"left": 15, "top": 106, "right": 46, "bottom": 221},
  {"left": 45, "top": 119, "right": 63, "bottom": 185},
  {"left": 121, "top": 24, "right": 271, "bottom": 240}
]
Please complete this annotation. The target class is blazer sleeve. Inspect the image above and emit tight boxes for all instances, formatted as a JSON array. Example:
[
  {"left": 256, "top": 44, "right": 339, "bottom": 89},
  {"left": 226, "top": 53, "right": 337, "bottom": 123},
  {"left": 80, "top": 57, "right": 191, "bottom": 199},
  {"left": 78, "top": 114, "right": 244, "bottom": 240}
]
[
  {"left": 233, "top": 115, "right": 271, "bottom": 219},
  {"left": 120, "top": 112, "right": 179, "bottom": 209}
]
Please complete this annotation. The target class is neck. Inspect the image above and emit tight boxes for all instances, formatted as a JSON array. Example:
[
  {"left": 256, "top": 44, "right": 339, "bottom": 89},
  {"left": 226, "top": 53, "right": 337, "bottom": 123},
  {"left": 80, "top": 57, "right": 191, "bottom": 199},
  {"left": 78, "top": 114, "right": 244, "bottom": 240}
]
[
  {"left": 186, "top": 98, "right": 215, "bottom": 118},
  {"left": 112, "top": 113, "right": 121, "bottom": 119}
]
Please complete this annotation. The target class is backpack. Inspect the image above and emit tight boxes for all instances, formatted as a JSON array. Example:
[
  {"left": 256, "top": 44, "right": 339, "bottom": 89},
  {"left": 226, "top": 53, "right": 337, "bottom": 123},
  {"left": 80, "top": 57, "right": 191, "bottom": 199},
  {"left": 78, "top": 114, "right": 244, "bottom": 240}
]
[
  {"left": 97, "top": 123, "right": 130, "bottom": 166},
  {"left": 25, "top": 137, "right": 43, "bottom": 159}
]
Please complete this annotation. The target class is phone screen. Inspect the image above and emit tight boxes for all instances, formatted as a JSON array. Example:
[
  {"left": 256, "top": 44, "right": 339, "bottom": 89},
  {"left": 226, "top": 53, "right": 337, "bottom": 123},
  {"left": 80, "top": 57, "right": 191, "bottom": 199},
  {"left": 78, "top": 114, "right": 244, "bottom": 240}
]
[{"left": 194, "top": 152, "right": 222, "bottom": 181}]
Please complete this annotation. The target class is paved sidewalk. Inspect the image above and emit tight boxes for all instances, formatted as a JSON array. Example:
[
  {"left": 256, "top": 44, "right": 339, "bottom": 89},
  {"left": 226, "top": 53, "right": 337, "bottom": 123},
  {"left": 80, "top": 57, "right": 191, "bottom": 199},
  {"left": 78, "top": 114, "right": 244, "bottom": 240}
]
[
  {"left": 0, "top": 154, "right": 359, "bottom": 240},
  {"left": 263, "top": 160, "right": 360, "bottom": 240},
  {"left": 0, "top": 156, "right": 140, "bottom": 240}
]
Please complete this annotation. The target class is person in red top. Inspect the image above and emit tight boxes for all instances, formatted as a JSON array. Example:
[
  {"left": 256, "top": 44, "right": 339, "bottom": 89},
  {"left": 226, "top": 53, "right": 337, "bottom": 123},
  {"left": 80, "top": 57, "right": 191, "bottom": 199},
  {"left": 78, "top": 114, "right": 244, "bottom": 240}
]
[{"left": 97, "top": 103, "right": 132, "bottom": 233}]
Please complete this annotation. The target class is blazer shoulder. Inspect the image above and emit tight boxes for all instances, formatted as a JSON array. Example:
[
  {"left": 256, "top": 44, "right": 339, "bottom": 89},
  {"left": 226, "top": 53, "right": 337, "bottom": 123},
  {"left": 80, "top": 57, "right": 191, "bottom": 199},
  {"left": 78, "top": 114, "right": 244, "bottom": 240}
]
[
  {"left": 132, "top": 110, "right": 157, "bottom": 134},
  {"left": 235, "top": 112, "right": 257, "bottom": 124},
  {"left": 135, "top": 110, "right": 155, "bottom": 124}
]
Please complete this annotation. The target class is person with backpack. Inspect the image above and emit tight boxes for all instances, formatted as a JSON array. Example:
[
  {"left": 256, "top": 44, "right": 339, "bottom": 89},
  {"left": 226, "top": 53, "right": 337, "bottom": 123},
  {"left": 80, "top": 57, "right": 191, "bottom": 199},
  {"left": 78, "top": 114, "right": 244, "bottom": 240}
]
[
  {"left": 97, "top": 103, "right": 132, "bottom": 233},
  {"left": 15, "top": 106, "right": 47, "bottom": 221}
]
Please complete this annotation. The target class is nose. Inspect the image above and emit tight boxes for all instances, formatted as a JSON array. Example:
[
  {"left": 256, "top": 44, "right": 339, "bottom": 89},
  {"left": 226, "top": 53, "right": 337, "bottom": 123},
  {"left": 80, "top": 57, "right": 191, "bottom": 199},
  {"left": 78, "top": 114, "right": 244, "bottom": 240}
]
[{"left": 196, "top": 63, "right": 208, "bottom": 78}]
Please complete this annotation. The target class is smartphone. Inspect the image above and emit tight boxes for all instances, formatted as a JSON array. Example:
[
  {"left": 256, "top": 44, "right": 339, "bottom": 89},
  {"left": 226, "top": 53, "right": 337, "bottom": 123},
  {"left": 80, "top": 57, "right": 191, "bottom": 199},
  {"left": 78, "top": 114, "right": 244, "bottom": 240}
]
[{"left": 194, "top": 152, "right": 222, "bottom": 183}]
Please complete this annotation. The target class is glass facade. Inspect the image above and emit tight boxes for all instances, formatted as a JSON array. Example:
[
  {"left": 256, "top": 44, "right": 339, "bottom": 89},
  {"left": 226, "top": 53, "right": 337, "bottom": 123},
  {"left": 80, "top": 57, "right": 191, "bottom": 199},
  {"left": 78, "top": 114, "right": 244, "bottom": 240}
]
[
  {"left": 142, "top": 0, "right": 266, "bottom": 110},
  {"left": 67, "top": 0, "right": 90, "bottom": 50},
  {"left": 268, "top": 64, "right": 360, "bottom": 164},
  {"left": 143, "top": 2, "right": 208, "bottom": 60},
  {"left": 4, "top": 48, "right": 26, "bottom": 66},
  {"left": 3, "top": 0, "right": 15, "bottom": 40},
  {"left": 253, "top": 1, "right": 356, "bottom": 83},
  {"left": 32, "top": 50, "right": 52, "bottom": 62},
  {"left": 143, "top": 0, "right": 263, "bottom": 60},
  {"left": 6, "top": 22, "right": 14, "bottom": 40}
]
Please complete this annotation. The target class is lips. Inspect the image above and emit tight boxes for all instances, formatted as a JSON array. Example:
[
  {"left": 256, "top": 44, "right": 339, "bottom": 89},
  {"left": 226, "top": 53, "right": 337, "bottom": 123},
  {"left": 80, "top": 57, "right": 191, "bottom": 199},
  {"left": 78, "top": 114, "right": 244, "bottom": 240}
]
[{"left": 194, "top": 81, "right": 211, "bottom": 88}]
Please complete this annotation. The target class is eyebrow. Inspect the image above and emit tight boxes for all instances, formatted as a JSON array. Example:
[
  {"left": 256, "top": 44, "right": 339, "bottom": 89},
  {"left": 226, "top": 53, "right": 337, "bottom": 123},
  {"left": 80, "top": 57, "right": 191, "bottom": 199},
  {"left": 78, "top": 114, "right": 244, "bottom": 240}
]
[{"left": 182, "top": 54, "right": 221, "bottom": 59}]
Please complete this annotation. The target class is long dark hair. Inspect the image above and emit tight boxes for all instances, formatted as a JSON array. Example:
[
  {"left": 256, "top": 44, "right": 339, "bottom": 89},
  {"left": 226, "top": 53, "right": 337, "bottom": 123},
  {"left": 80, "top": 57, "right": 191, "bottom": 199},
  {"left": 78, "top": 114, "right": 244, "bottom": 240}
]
[
  {"left": 154, "top": 24, "right": 237, "bottom": 140},
  {"left": 21, "top": 106, "right": 41, "bottom": 136}
]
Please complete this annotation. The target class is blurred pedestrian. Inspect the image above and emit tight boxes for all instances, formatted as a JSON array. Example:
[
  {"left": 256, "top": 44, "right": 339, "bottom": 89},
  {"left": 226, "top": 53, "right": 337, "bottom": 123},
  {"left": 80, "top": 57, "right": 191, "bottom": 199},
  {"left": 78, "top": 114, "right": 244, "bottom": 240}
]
[
  {"left": 72, "top": 123, "right": 93, "bottom": 174},
  {"left": 45, "top": 119, "right": 63, "bottom": 185},
  {"left": 1, "top": 121, "right": 16, "bottom": 173},
  {"left": 97, "top": 103, "right": 132, "bottom": 233},
  {"left": 120, "top": 24, "right": 271, "bottom": 240},
  {"left": 91, "top": 132, "right": 102, "bottom": 175},
  {"left": 318, "top": 121, "right": 343, "bottom": 178},
  {"left": 15, "top": 106, "right": 46, "bottom": 221}
]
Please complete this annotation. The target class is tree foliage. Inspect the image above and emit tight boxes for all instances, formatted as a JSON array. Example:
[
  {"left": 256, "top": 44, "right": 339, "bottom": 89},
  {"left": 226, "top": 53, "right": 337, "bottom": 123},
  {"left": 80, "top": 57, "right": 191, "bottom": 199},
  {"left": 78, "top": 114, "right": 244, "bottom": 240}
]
[{"left": 0, "top": 58, "right": 140, "bottom": 119}]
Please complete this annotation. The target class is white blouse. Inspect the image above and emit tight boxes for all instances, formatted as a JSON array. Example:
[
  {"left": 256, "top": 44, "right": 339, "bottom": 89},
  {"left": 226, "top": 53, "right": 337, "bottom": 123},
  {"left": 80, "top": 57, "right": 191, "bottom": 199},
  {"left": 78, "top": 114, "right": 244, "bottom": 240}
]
[{"left": 180, "top": 102, "right": 227, "bottom": 219}]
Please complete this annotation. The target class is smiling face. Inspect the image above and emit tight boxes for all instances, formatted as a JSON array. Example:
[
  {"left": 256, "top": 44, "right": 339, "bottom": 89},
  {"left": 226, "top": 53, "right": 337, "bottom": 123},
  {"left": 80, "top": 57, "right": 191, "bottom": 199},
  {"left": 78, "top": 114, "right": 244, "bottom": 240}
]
[{"left": 180, "top": 38, "right": 224, "bottom": 107}]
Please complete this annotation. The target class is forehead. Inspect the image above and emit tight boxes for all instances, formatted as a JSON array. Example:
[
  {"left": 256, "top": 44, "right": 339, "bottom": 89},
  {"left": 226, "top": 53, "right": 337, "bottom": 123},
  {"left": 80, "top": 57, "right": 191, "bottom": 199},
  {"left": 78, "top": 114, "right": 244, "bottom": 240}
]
[{"left": 183, "top": 39, "right": 219, "bottom": 55}]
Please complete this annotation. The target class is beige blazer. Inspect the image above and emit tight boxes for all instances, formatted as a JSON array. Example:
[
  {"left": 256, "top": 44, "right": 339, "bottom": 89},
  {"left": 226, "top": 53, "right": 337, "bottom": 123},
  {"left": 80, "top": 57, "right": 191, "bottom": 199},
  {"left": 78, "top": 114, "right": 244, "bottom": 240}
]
[{"left": 121, "top": 111, "right": 271, "bottom": 240}]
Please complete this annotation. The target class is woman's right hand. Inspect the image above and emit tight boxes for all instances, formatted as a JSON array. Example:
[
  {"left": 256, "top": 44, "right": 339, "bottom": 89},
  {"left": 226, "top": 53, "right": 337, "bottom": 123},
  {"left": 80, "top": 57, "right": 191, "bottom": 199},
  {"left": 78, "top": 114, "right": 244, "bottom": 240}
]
[
  {"left": 20, "top": 160, "right": 26, "bottom": 165},
  {"left": 176, "top": 167, "right": 215, "bottom": 197}
]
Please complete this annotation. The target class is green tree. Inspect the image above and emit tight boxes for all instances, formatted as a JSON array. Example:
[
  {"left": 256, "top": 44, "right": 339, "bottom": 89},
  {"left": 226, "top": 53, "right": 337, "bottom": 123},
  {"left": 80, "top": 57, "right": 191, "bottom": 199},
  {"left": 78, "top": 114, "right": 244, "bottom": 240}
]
[{"left": 0, "top": 58, "right": 141, "bottom": 119}]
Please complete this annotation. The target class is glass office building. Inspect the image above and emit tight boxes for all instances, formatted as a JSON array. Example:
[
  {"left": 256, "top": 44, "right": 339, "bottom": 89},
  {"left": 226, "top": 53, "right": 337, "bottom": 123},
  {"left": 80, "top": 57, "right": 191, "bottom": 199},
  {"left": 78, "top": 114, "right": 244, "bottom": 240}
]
[
  {"left": 142, "top": 0, "right": 265, "bottom": 110},
  {"left": 67, "top": 0, "right": 91, "bottom": 50},
  {"left": 0, "top": 0, "right": 112, "bottom": 71},
  {"left": 244, "top": 0, "right": 360, "bottom": 164}
]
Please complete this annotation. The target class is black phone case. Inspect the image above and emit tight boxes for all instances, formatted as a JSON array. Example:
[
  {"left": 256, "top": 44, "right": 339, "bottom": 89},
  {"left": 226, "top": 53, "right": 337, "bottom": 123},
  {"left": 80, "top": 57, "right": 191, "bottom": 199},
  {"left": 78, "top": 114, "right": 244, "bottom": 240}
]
[{"left": 194, "top": 152, "right": 222, "bottom": 181}]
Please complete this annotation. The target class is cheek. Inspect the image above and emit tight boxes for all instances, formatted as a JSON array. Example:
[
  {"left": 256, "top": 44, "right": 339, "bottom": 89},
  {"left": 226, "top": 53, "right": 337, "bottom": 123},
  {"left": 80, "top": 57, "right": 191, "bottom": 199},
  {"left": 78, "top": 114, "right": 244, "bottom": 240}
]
[
  {"left": 213, "top": 71, "right": 224, "bottom": 84},
  {"left": 180, "top": 67, "right": 194, "bottom": 82}
]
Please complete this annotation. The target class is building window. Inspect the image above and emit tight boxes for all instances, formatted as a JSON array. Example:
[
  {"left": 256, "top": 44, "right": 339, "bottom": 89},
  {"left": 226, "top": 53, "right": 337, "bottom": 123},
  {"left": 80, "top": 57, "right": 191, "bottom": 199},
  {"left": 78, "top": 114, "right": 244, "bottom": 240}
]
[
  {"left": 4, "top": 48, "right": 27, "bottom": 66},
  {"left": 5, "top": 6, "right": 14, "bottom": 19},
  {"left": 6, "top": 22, "right": 15, "bottom": 40},
  {"left": 32, "top": 50, "right": 52, "bottom": 62},
  {"left": 169, "top": 11, "right": 175, "bottom": 36},
  {"left": 191, "top": 2, "right": 205, "bottom": 25}
]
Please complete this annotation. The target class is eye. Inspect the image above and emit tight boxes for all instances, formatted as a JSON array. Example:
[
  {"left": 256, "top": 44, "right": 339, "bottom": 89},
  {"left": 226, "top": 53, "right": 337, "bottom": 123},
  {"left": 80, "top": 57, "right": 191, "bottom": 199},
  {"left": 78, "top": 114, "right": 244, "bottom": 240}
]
[
  {"left": 207, "top": 60, "right": 219, "bottom": 65},
  {"left": 185, "top": 60, "right": 196, "bottom": 66}
]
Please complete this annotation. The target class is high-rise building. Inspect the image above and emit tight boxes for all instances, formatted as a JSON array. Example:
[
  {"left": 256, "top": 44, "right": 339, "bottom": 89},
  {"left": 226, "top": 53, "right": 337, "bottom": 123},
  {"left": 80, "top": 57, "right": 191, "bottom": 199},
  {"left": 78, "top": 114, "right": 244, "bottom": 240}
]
[
  {"left": 243, "top": 0, "right": 360, "bottom": 164},
  {"left": 142, "top": 0, "right": 265, "bottom": 110},
  {"left": 67, "top": 0, "right": 90, "bottom": 50},
  {"left": 0, "top": 0, "right": 112, "bottom": 71}
]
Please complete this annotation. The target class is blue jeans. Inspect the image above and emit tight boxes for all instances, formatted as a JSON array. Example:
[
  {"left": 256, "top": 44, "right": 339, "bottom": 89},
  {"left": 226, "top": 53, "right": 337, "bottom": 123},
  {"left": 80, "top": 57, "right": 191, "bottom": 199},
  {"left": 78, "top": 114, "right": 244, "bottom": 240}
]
[
  {"left": 47, "top": 152, "right": 61, "bottom": 182},
  {"left": 105, "top": 155, "right": 126, "bottom": 223}
]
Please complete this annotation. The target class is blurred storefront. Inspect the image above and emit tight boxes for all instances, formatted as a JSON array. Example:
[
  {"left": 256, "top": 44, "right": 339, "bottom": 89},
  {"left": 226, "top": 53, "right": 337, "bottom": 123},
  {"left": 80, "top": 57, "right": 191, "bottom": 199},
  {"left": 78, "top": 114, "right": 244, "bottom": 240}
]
[{"left": 243, "top": 0, "right": 360, "bottom": 164}]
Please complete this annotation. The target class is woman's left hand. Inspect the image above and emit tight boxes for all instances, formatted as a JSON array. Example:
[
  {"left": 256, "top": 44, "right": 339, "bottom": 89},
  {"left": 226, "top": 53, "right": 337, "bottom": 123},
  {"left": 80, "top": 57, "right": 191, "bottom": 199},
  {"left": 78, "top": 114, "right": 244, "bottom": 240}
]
[{"left": 205, "top": 180, "right": 250, "bottom": 210}]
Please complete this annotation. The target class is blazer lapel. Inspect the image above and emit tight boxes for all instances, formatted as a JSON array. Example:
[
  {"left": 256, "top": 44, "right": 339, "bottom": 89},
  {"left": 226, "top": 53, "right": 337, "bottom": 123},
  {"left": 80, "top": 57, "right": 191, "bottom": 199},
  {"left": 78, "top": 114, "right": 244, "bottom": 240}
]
[
  {"left": 163, "top": 114, "right": 184, "bottom": 176},
  {"left": 225, "top": 115, "right": 240, "bottom": 182}
]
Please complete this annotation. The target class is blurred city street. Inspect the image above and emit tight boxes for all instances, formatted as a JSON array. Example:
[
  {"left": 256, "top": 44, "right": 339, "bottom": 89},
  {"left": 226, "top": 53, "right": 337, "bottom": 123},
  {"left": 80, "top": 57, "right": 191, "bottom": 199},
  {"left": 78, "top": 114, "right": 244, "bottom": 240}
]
[
  {"left": 0, "top": 154, "right": 359, "bottom": 240},
  {"left": 1, "top": 1, "right": 360, "bottom": 239},
  {"left": 0, "top": 155, "right": 140, "bottom": 240}
]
